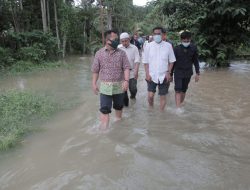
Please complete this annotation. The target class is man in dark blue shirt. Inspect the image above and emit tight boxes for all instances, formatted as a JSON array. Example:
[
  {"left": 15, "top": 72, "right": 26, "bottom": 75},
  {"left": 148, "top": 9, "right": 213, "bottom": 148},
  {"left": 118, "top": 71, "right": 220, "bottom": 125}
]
[{"left": 172, "top": 31, "right": 200, "bottom": 110}]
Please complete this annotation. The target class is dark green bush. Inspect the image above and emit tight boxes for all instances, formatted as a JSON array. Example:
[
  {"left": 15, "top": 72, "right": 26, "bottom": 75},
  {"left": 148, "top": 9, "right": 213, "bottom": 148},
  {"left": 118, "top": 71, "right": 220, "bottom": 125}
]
[
  {"left": 0, "top": 47, "right": 15, "bottom": 68},
  {"left": 19, "top": 43, "right": 46, "bottom": 63}
]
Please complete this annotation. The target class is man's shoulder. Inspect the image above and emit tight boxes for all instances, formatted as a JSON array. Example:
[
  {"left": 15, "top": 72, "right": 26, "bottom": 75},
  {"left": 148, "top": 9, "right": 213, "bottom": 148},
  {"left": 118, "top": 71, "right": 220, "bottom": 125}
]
[
  {"left": 161, "top": 41, "right": 171, "bottom": 47},
  {"left": 95, "top": 47, "right": 106, "bottom": 55},
  {"left": 116, "top": 48, "right": 127, "bottom": 55},
  {"left": 118, "top": 44, "right": 124, "bottom": 49},
  {"left": 129, "top": 44, "right": 139, "bottom": 52},
  {"left": 174, "top": 44, "right": 182, "bottom": 50},
  {"left": 190, "top": 43, "right": 198, "bottom": 50}
]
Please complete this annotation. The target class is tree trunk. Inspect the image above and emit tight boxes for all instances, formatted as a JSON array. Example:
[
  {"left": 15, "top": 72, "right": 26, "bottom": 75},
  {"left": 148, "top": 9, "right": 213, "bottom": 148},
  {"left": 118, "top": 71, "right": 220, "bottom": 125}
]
[
  {"left": 107, "top": 8, "right": 112, "bottom": 30},
  {"left": 41, "top": 0, "right": 47, "bottom": 33},
  {"left": 47, "top": 0, "right": 50, "bottom": 32},
  {"left": 62, "top": 34, "right": 67, "bottom": 58},
  {"left": 62, "top": 0, "right": 67, "bottom": 58},
  {"left": 10, "top": 2, "right": 20, "bottom": 32},
  {"left": 83, "top": 21, "right": 86, "bottom": 54},
  {"left": 20, "top": 0, "right": 23, "bottom": 11},
  {"left": 54, "top": 0, "right": 60, "bottom": 50},
  {"left": 100, "top": 0, "right": 104, "bottom": 45}
]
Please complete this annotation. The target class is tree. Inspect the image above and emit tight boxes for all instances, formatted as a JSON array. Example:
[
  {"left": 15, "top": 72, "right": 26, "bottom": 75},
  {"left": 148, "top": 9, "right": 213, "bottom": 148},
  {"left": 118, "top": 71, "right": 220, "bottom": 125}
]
[
  {"left": 40, "top": 0, "right": 48, "bottom": 33},
  {"left": 149, "top": 0, "right": 250, "bottom": 66}
]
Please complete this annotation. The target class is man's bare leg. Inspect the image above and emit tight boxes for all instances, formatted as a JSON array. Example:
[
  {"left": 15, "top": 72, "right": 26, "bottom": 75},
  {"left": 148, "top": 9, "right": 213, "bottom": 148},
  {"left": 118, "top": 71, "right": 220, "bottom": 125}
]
[
  {"left": 175, "top": 92, "right": 182, "bottom": 108},
  {"left": 100, "top": 113, "right": 109, "bottom": 130},
  {"left": 181, "top": 93, "right": 186, "bottom": 105},
  {"left": 115, "top": 110, "right": 122, "bottom": 121},
  {"left": 148, "top": 92, "right": 155, "bottom": 108},
  {"left": 160, "top": 95, "right": 166, "bottom": 111}
]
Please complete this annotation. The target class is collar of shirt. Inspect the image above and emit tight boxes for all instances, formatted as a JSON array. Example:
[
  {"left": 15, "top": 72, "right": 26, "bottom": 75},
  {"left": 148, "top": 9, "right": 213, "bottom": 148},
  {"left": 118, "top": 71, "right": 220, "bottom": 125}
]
[
  {"left": 119, "top": 44, "right": 132, "bottom": 49},
  {"left": 152, "top": 41, "right": 164, "bottom": 46},
  {"left": 104, "top": 46, "right": 117, "bottom": 54}
]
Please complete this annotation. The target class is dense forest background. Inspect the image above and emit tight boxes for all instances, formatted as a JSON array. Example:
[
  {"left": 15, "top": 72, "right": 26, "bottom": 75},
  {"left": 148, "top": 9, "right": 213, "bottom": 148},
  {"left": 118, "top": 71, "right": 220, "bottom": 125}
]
[{"left": 0, "top": 0, "right": 250, "bottom": 69}]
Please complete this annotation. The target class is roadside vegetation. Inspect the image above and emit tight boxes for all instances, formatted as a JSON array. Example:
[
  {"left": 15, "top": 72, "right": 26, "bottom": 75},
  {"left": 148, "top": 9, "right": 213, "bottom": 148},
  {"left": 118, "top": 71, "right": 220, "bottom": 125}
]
[{"left": 0, "top": 90, "right": 59, "bottom": 151}]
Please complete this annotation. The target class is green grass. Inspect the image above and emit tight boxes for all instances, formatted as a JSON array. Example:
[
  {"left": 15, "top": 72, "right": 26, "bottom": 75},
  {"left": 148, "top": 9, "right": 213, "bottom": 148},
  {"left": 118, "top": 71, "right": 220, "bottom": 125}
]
[
  {"left": 0, "top": 60, "right": 73, "bottom": 76},
  {"left": 0, "top": 90, "right": 59, "bottom": 151}
]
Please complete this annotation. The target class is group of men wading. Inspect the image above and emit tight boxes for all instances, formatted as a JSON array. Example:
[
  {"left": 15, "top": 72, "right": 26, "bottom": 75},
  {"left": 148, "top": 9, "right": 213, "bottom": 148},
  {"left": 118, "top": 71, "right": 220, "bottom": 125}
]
[{"left": 91, "top": 26, "right": 200, "bottom": 129}]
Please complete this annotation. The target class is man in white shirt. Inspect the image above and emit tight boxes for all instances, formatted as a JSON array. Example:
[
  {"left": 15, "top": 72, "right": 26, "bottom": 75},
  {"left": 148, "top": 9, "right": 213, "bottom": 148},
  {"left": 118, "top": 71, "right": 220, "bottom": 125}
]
[
  {"left": 142, "top": 27, "right": 176, "bottom": 111},
  {"left": 118, "top": 32, "right": 140, "bottom": 106}
]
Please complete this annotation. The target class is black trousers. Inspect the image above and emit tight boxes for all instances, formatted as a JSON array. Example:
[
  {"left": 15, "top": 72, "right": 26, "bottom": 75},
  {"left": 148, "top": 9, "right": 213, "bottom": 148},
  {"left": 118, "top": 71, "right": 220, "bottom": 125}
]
[{"left": 124, "top": 78, "right": 137, "bottom": 106}]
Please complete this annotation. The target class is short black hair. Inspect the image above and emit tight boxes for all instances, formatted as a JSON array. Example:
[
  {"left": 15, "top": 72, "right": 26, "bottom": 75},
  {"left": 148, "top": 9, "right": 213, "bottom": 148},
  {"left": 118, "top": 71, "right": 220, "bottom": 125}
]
[
  {"left": 180, "top": 31, "right": 191, "bottom": 39},
  {"left": 162, "top": 28, "right": 167, "bottom": 34},
  {"left": 152, "top": 26, "right": 163, "bottom": 33},
  {"left": 104, "top": 29, "right": 119, "bottom": 39}
]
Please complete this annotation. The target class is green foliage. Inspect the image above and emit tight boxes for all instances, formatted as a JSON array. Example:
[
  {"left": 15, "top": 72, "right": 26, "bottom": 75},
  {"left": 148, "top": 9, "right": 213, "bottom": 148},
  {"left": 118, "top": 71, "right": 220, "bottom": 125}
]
[
  {"left": 148, "top": 0, "right": 250, "bottom": 66},
  {"left": 0, "top": 90, "right": 58, "bottom": 150},
  {"left": 0, "top": 31, "right": 58, "bottom": 68},
  {"left": 0, "top": 47, "right": 16, "bottom": 69},
  {"left": 19, "top": 43, "right": 46, "bottom": 63}
]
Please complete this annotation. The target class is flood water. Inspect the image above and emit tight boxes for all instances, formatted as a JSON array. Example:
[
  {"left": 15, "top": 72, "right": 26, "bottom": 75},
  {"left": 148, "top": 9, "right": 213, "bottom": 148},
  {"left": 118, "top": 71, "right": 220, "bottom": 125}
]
[{"left": 0, "top": 57, "right": 250, "bottom": 190}]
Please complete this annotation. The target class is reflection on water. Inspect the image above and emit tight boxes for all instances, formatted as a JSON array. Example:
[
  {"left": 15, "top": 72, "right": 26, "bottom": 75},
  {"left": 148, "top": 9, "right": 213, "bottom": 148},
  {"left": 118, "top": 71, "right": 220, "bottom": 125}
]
[{"left": 0, "top": 58, "right": 250, "bottom": 190}]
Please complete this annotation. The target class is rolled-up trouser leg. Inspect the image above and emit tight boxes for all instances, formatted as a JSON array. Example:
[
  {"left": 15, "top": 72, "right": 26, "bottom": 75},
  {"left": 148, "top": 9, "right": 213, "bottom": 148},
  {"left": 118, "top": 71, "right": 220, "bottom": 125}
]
[{"left": 129, "top": 78, "right": 137, "bottom": 99}]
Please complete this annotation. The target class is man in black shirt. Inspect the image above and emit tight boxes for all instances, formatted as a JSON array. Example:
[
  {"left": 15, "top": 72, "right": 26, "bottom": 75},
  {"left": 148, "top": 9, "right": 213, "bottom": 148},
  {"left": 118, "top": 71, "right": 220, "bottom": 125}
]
[
  {"left": 172, "top": 31, "right": 200, "bottom": 110},
  {"left": 130, "top": 34, "right": 141, "bottom": 50}
]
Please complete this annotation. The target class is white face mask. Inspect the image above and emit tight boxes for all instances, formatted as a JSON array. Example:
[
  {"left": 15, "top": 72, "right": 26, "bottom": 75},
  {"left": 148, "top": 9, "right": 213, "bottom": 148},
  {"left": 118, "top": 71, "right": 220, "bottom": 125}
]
[{"left": 182, "top": 42, "right": 190, "bottom": 47}]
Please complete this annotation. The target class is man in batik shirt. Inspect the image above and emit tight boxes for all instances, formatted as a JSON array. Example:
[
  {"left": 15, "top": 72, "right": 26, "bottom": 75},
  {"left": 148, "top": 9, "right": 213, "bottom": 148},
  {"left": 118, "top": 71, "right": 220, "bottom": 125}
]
[{"left": 91, "top": 30, "right": 130, "bottom": 129}]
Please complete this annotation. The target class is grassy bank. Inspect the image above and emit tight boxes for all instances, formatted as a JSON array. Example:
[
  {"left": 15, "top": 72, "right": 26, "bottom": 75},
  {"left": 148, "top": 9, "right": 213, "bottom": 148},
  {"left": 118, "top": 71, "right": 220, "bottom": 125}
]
[
  {"left": 0, "top": 90, "right": 59, "bottom": 151},
  {"left": 0, "top": 60, "right": 73, "bottom": 76}
]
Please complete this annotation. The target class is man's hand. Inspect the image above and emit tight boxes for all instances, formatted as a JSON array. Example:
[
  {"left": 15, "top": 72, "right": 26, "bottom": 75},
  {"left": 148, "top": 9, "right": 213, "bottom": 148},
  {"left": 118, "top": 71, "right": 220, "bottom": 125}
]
[
  {"left": 92, "top": 84, "right": 99, "bottom": 95},
  {"left": 122, "top": 80, "right": 129, "bottom": 91},
  {"left": 169, "top": 76, "right": 173, "bottom": 82},
  {"left": 145, "top": 73, "right": 151, "bottom": 82},
  {"left": 166, "top": 72, "right": 172, "bottom": 82},
  {"left": 134, "top": 72, "right": 139, "bottom": 80},
  {"left": 195, "top": 74, "right": 200, "bottom": 82}
]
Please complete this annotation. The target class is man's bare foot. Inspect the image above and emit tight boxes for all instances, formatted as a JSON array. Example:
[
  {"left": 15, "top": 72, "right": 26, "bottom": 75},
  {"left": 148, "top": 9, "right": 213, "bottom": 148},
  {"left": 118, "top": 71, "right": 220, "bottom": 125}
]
[
  {"left": 99, "top": 123, "right": 109, "bottom": 130},
  {"left": 114, "top": 117, "right": 122, "bottom": 122}
]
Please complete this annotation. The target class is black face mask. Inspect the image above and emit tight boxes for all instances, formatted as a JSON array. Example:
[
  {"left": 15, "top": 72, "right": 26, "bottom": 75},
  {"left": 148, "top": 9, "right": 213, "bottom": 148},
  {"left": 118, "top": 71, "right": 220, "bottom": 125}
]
[{"left": 108, "top": 39, "right": 119, "bottom": 49}]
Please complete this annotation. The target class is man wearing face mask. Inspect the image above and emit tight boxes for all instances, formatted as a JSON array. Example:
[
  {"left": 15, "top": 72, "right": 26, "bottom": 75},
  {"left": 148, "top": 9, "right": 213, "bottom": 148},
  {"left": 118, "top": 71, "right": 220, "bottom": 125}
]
[
  {"left": 172, "top": 31, "right": 200, "bottom": 112},
  {"left": 118, "top": 32, "right": 140, "bottom": 106},
  {"left": 91, "top": 30, "right": 130, "bottom": 130},
  {"left": 142, "top": 26, "right": 176, "bottom": 111}
]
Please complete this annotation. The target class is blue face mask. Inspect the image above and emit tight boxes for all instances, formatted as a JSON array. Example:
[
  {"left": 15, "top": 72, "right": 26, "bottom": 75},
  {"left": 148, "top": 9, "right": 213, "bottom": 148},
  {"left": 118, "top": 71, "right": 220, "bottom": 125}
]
[{"left": 153, "top": 35, "right": 162, "bottom": 43}]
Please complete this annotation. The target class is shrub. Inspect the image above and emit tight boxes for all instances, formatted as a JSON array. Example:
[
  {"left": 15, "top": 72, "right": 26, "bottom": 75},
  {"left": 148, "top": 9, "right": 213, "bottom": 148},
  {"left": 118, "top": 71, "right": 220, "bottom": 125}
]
[
  {"left": 0, "top": 47, "right": 15, "bottom": 68},
  {"left": 18, "top": 43, "right": 46, "bottom": 63}
]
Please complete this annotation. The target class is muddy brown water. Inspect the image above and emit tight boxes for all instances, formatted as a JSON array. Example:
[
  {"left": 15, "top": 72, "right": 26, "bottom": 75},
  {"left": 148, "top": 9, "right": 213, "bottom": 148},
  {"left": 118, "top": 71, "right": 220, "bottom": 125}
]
[{"left": 0, "top": 57, "right": 250, "bottom": 190}]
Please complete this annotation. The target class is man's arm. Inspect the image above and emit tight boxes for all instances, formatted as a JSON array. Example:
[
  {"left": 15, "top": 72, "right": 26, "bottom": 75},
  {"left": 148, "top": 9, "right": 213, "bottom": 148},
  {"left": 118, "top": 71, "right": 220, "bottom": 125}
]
[
  {"left": 142, "top": 45, "right": 151, "bottom": 81},
  {"left": 166, "top": 62, "right": 174, "bottom": 82},
  {"left": 167, "top": 45, "right": 176, "bottom": 82},
  {"left": 122, "top": 51, "right": 130, "bottom": 91},
  {"left": 193, "top": 46, "right": 200, "bottom": 82},
  {"left": 92, "top": 73, "right": 99, "bottom": 94},
  {"left": 144, "top": 64, "right": 151, "bottom": 81},
  {"left": 134, "top": 47, "right": 140, "bottom": 79},
  {"left": 134, "top": 62, "right": 140, "bottom": 79}
]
